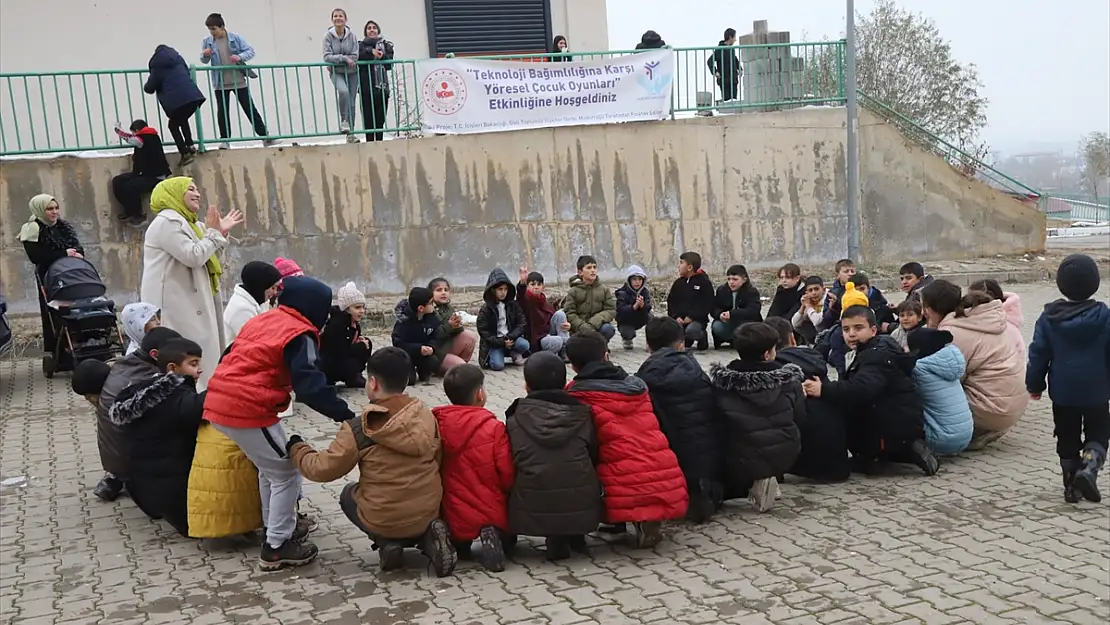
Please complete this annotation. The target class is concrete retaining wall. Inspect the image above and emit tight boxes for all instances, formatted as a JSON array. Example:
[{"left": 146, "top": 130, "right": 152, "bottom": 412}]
[{"left": 0, "top": 107, "right": 1045, "bottom": 315}]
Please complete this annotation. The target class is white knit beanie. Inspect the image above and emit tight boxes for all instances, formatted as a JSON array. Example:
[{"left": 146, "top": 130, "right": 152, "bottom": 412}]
[{"left": 337, "top": 281, "right": 365, "bottom": 311}]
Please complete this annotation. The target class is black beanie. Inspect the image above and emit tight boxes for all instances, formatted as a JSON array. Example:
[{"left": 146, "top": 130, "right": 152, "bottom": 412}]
[
  {"left": 241, "top": 261, "right": 283, "bottom": 304},
  {"left": 908, "top": 328, "right": 953, "bottom": 359},
  {"left": 1056, "top": 254, "right": 1100, "bottom": 301}
]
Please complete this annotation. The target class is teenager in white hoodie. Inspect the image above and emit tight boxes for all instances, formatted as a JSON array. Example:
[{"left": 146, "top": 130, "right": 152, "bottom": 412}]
[{"left": 224, "top": 261, "right": 282, "bottom": 342}]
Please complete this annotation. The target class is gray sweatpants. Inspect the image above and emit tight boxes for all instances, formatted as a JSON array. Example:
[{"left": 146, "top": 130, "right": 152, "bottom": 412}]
[
  {"left": 539, "top": 310, "right": 570, "bottom": 353},
  {"left": 213, "top": 421, "right": 301, "bottom": 549},
  {"left": 331, "top": 71, "right": 359, "bottom": 126}
]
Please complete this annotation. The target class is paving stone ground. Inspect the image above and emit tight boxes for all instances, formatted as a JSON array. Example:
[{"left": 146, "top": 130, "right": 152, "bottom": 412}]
[{"left": 1, "top": 282, "right": 1108, "bottom": 625}]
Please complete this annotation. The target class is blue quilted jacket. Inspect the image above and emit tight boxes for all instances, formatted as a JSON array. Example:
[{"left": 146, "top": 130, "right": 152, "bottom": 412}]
[{"left": 913, "top": 344, "right": 974, "bottom": 454}]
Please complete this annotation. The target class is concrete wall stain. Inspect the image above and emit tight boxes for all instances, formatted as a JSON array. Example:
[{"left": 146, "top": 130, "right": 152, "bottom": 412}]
[{"left": 0, "top": 108, "right": 1045, "bottom": 315}]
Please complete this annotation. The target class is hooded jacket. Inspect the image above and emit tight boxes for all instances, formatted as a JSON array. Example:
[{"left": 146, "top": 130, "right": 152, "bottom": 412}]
[
  {"left": 635, "top": 30, "right": 666, "bottom": 50},
  {"left": 517, "top": 281, "right": 558, "bottom": 351},
  {"left": 505, "top": 390, "right": 602, "bottom": 536},
  {"left": 615, "top": 265, "right": 653, "bottom": 327},
  {"left": 710, "top": 360, "right": 805, "bottom": 488},
  {"left": 121, "top": 302, "right": 160, "bottom": 356},
  {"left": 774, "top": 347, "right": 850, "bottom": 481},
  {"left": 939, "top": 301, "right": 1028, "bottom": 434},
  {"left": 767, "top": 282, "right": 805, "bottom": 320},
  {"left": 291, "top": 395, "right": 443, "bottom": 539},
  {"left": 1027, "top": 298, "right": 1110, "bottom": 407},
  {"left": 636, "top": 348, "right": 721, "bottom": 486},
  {"left": 128, "top": 126, "right": 171, "bottom": 178},
  {"left": 712, "top": 281, "right": 763, "bottom": 326},
  {"left": 323, "top": 26, "right": 359, "bottom": 74},
  {"left": 320, "top": 306, "right": 371, "bottom": 386},
  {"left": 223, "top": 284, "right": 268, "bottom": 343},
  {"left": 1001, "top": 292, "right": 1026, "bottom": 358},
  {"left": 821, "top": 335, "right": 925, "bottom": 458},
  {"left": 143, "top": 45, "right": 206, "bottom": 114},
  {"left": 391, "top": 299, "right": 442, "bottom": 364},
  {"left": 205, "top": 276, "right": 355, "bottom": 428},
  {"left": 563, "top": 276, "right": 616, "bottom": 333},
  {"left": 97, "top": 352, "right": 162, "bottom": 478},
  {"left": 912, "top": 341, "right": 974, "bottom": 455},
  {"left": 108, "top": 373, "right": 205, "bottom": 534},
  {"left": 477, "top": 268, "right": 528, "bottom": 366},
  {"left": 432, "top": 404, "right": 514, "bottom": 540},
  {"left": 568, "top": 362, "right": 688, "bottom": 523},
  {"left": 667, "top": 270, "right": 715, "bottom": 325}
]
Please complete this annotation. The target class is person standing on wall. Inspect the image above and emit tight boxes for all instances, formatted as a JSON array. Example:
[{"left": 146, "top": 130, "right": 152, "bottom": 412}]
[
  {"left": 323, "top": 8, "right": 360, "bottom": 144},
  {"left": 201, "top": 13, "right": 278, "bottom": 150},
  {"left": 358, "top": 20, "right": 394, "bottom": 142},
  {"left": 144, "top": 45, "right": 206, "bottom": 167},
  {"left": 707, "top": 28, "right": 741, "bottom": 103}
]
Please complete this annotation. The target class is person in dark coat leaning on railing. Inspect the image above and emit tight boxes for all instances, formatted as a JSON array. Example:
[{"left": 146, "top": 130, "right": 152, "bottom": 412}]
[{"left": 144, "top": 45, "right": 206, "bottom": 167}]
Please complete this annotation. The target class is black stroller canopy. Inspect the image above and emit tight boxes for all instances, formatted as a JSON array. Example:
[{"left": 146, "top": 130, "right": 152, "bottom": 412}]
[{"left": 44, "top": 256, "right": 106, "bottom": 301}]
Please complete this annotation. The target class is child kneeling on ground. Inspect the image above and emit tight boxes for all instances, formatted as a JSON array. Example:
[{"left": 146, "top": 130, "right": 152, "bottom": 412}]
[
  {"left": 432, "top": 365, "right": 515, "bottom": 572},
  {"left": 710, "top": 322, "right": 804, "bottom": 512},
  {"left": 566, "top": 331, "right": 688, "bottom": 547},
  {"left": 803, "top": 306, "right": 938, "bottom": 476},
  {"left": 506, "top": 352, "right": 603, "bottom": 561},
  {"left": 289, "top": 347, "right": 457, "bottom": 576},
  {"left": 615, "top": 264, "right": 653, "bottom": 350}
]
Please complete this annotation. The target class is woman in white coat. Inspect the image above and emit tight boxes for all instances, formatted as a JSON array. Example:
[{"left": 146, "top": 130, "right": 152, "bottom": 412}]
[
  {"left": 140, "top": 176, "right": 243, "bottom": 389},
  {"left": 224, "top": 261, "right": 282, "bottom": 341}
]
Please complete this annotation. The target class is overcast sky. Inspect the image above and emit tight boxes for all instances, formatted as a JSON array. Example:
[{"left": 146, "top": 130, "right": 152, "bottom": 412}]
[{"left": 606, "top": 0, "right": 1110, "bottom": 155}]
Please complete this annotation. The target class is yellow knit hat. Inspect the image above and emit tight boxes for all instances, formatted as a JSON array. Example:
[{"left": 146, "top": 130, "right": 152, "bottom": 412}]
[{"left": 840, "top": 282, "right": 870, "bottom": 314}]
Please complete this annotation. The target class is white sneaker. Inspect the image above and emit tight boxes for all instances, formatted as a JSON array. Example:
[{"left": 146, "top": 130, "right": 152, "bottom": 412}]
[
  {"left": 340, "top": 121, "right": 350, "bottom": 134},
  {"left": 773, "top": 480, "right": 782, "bottom": 500},
  {"left": 217, "top": 142, "right": 231, "bottom": 150},
  {"left": 345, "top": 133, "right": 359, "bottom": 144},
  {"left": 511, "top": 353, "right": 526, "bottom": 366},
  {"left": 748, "top": 477, "right": 776, "bottom": 513}
]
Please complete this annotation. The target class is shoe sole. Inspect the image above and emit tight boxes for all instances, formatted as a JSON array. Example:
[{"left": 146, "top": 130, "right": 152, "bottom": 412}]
[
  {"left": 258, "top": 548, "right": 318, "bottom": 572},
  {"left": 1073, "top": 472, "right": 1102, "bottom": 503},
  {"left": 423, "top": 520, "right": 458, "bottom": 577},
  {"left": 749, "top": 478, "right": 775, "bottom": 513},
  {"left": 635, "top": 522, "right": 663, "bottom": 548},
  {"left": 479, "top": 527, "right": 505, "bottom": 572}
]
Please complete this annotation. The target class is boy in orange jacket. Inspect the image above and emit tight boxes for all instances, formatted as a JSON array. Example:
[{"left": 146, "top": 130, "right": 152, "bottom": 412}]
[{"left": 432, "top": 365, "right": 515, "bottom": 572}]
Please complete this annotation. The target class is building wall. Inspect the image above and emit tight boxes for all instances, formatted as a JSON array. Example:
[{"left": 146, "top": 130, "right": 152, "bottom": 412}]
[
  {"left": 0, "top": 0, "right": 610, "bottom": 153},
  {"left": 0, "top": 108, "right": 1045, "bottom": 315}
]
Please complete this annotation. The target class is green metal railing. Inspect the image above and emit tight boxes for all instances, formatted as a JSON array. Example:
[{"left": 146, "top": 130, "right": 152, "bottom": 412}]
[
  {"left": 0, "top": 42, "right": 845, "bottom": 156},
  {"left": 1039, "top": 194, "right": 1110, "bottom": 222}
]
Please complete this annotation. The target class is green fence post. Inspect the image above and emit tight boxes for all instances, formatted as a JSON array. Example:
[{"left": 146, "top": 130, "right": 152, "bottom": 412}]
[
  {"left": 837, "top": 39, "right": 846, "bottom": 102},
  {"left": 190, "top": 65, "right": 207, "bottom": 152}
]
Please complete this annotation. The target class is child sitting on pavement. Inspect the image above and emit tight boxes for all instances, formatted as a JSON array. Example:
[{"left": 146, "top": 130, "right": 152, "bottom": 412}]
[
  {"left": 636, "top": 317, "right": 724, "bottom": 523},
  {"left": 563, "top": 255, "right": 617, "bottom": 341},
  {"left": 1027, "top": 254, "right": 1110, "bottom": 504},
  {"left": 791, "top": 276, "right": 828, "bottom": 346},
  {"left": 203, "top": 276, "right": 356, "bottom": 571},
  {"left": 890, "top": 299, "right": 926, "bottom": 352},
  {"left": 289, "top": 347, "right": 456, "bottom": 576},
  {"left": 320, "top": 281, "right": 372, "bottom": 388},
  {"left": 566, "top": 330, "right": 688, "bottom": 547},
  {"left": 908, "top": 328, "right": 973, "bottom": 455},
  {"left": 432, "top": 365, "right": 515, "bottom": 572},
  {"left": 392, "top": 287, "right": 442, "bottom": 384},
  {"left": 666, "top": 251, "right": 715, "bottom": 350},
  {"left": 710, "top": 322, "right": 805, "bottom": 512},
  {"left": 477, "top": 268, "right": 530, "bottom": 371},
  {"left": 427, "top": 277, "right": 478, "bottom": 374},
  {"left": 505, "top": 352, "right": 602, "bottom": 561},
  {"left": 615, "top": 264, "right": 653, "bottom": 350},
  {"left": 711, "top": 264, "right": 763, "bottom": 349},
  {"left": 765, "top": 317, "right": 850, "bottom": 483},
  {"left": 803, "top": 306, "right": 938, "bottom": 476},
  {"left": 898, "top": 261, "right": 935, "bottom": 302},
  {"left": 517, "top": 267, "right": 570, "bottom": 358},
  {"left": 767, "top": 263, "right": 805, "bottom": 320},
  {"left": 108, "top": 337, "right": 206, "bottom": 536}
]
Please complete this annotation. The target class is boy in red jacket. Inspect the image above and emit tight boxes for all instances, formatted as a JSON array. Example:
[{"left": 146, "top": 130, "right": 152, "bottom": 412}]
[
  {"left": 565, "top": 330, "right": 688, "bottom": 548},
  {"left": 432, "top": 365, "right": 515, "bottom": 571}
]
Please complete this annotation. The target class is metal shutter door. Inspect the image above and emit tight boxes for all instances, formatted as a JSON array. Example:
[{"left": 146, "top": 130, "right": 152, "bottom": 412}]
[{"left": 426, "top": 0, "right": 551, "bottom": 56}]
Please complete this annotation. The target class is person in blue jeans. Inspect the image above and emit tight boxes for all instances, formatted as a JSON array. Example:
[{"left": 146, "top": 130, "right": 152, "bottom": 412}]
[
  {"left": 200, "top": 13, "right": 277, "bottom": 149},
  {"left": 477, "top": 268, "right": 530, "bottom": 371}
]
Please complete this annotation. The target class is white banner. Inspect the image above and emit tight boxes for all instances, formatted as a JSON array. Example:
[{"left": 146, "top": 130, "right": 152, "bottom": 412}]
[{"left": 415, "top": 50, "right": 674, "bottom": 134}]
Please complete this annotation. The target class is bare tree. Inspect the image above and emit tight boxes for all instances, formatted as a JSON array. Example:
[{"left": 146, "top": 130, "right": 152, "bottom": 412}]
[
  {"left": 1079, "top": 131, "right": 1110, "bottom": 198},
  {"left": 809, "top": 0, "right": 989, "bottom": 158}
]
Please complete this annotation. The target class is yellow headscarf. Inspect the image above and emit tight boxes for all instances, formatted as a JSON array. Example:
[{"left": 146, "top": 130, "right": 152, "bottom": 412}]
[
  {"left": 150, "top": 176, "right": 223, "bottom": 295},
  {"left": 18, "top": 194, "right": 57, "bottom": 242}
]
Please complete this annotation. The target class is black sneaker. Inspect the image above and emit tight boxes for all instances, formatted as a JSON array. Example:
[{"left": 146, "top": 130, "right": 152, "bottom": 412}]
[
  {"left": 259, "top": 539, "right": 318, "bottom": 571},
  {"left": 261, "top": 519, "right": 312, "bottom": 546},
  {"left": 377, "top": 542, "right": 405, "bottom": 572},
  {"left": 93, "top": 475, "right": 124, "bottom": 502},
  {"left": 1061, "top": 459, "right": 1080, "bottom": 504},
  {"left": 566, "top": 534, "right": 588, "bottom": 554},
  {"left": 478, "top": 526, "right": 506, "bottom": 572},
  {"left": 1073, "top": 448, "right": 1104, "bottom": 503},
  {"left": 909, "top": 440, "right": 940, "bottom": 476},
  {"left": 622, "top": 338, "right": 634, "bottom": 350},
  {"left": 545, "top": 536, "right": 571, "bottom": 562},
  {"left": 297, "top": 512, "right": 318, "bottom": 535},
  {"left": 633, "top": 521, "right": 663, "bottom": 548},
  {"left": 419, "top": 519, "right": 457, "bottom": 577}
]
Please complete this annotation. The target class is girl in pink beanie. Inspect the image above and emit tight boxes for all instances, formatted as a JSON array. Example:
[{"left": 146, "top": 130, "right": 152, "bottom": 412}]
[{"left": 274, "top": 257, "right": 304, "bottom": 278}]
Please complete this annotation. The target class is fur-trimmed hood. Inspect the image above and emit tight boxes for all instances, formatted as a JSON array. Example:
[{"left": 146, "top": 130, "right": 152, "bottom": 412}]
[
  {"left": 710, "top": 361, "right": 804, "bottom": 393},
  {"left": 108, "top": 372, "right": 191, "bottom": 426}
]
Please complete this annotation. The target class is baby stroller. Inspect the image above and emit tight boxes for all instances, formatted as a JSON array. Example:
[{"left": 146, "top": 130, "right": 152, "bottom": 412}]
[{"left": 37, "top": 256, "right": 124, "bottom": 378}]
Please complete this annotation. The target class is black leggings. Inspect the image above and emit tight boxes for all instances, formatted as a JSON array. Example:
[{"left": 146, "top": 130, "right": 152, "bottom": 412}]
[
  {"left": 166, "top": 102, "right": 201, "bottom": 153},
  {"left": 361, "top": 88, "right": 390, "bottom": 142},
  {"left": 1053, "top": 403, "right": 1110, "bottom": 459},
  {"left": 111, "top": 173, "right": 160, "bottom": 218}
]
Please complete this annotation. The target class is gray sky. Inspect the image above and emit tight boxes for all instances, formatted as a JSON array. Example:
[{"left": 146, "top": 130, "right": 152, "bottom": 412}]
[{"left": 606, "top": 0, "right": 1110, "bottom": 155}]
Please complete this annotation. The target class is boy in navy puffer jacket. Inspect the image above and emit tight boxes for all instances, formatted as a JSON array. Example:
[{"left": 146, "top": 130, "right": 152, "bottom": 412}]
[{"left": 1028, "top": 254, "right": 1110, "bottom": 504}]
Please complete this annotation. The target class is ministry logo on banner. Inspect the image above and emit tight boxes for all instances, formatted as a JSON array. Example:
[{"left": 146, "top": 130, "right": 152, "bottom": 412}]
[{"left": 636, "top": 60, "right": 671, "bottom": 99}]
